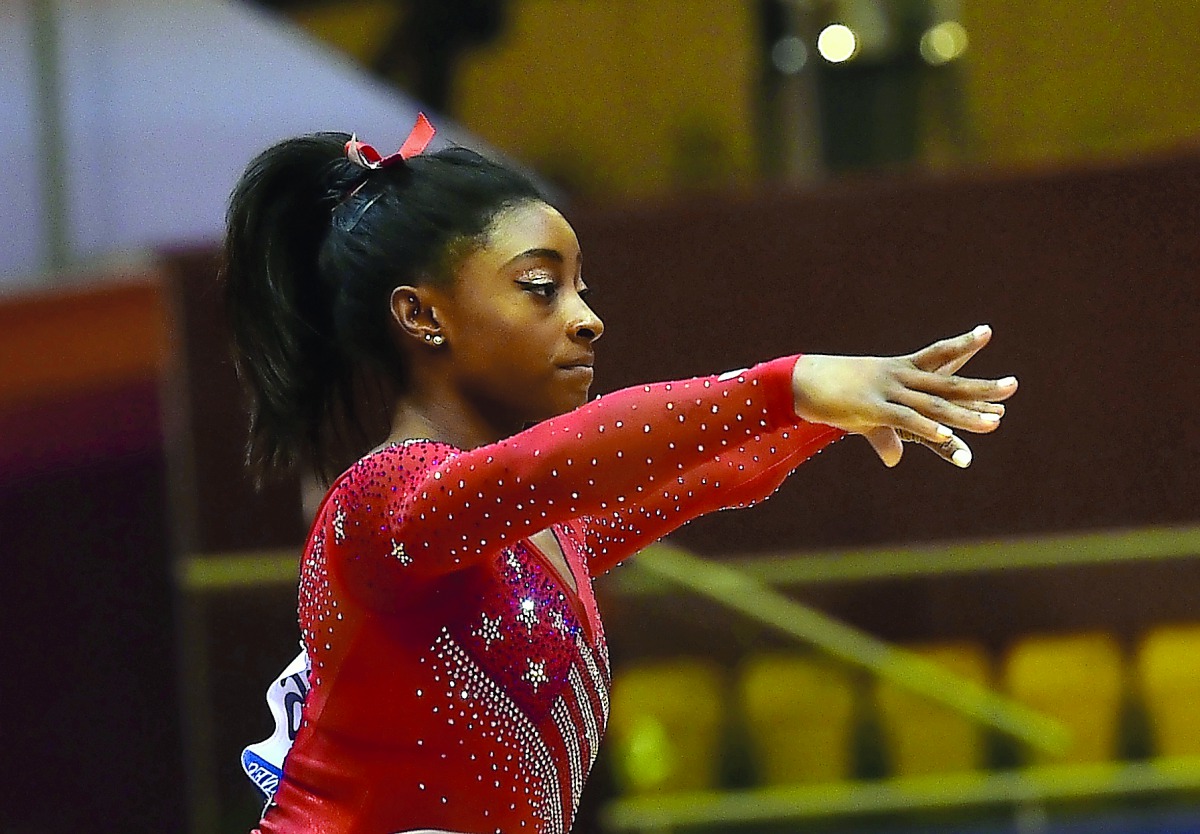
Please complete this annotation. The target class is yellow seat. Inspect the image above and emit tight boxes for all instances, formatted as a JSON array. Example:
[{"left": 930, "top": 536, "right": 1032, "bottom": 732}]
[
  {"left": 1003, "top": 632, "right": 1125, "bottom": 764},
  {"left": 874, "top": 642, "right": 991, "bottom": 777},
  {"left": 738, "top": 653, "right": 857, "bottom": 785},
  {"left": 1137, "top": 623, "right": 1200, "bottom": 757},
  {"left": 608, "top": 658, "right": 725, "bottom": 795}
]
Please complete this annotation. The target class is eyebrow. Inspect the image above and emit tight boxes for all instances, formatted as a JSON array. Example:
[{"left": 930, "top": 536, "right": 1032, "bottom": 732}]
[{"left": 504, "top": 247, "right": 582, "bottom": 268}]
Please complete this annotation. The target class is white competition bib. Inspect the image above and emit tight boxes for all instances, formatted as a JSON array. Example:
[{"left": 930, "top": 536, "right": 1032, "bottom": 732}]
[
  {"left": 242, "top": 650, "right": 455, "bottom": 831},
  {"left": 241, "top": 647, "right": 310, "bottom": 801}
]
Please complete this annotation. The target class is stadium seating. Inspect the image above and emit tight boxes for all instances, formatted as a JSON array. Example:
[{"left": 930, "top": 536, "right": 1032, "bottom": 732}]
[
  {"left": 738, "top": 653, "right": 858, "bottom": 785},
  {"left": 874, "top": 641, "right": 991, "bottom": 776},
  {"left": 1002, "top": 632, "right": 1126, "bottom": 764},
  {"left": 1137, "top": 623, "right": 1200, "bottom": 757},
  {"left": 607, "top": 658, "right": 726, "bottom": 794}
]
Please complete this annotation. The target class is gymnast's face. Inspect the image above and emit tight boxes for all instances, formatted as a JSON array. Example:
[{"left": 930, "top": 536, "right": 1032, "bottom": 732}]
[{"left": 437, "top": 200, "right": 603, "bottom": 428}]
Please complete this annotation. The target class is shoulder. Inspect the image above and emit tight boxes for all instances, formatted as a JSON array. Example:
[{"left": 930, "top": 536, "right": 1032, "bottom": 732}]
[
  {"left": 312, "top": 441, "right": 464, "bottom": 604},
  {"left": 343, "top": 439, "right": 460, "bottom": 491},
  {"left": 311, "top": 440, "right": 460, "bottom": 562},
  {"left": 319, "top": 439, "right": 461, "bottom": 521}
]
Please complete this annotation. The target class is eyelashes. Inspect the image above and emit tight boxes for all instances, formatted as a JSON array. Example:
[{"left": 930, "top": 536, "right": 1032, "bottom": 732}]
[
  {"left": 516, "top": 268, "right": 591, "bottom": 302},
  {"left": 519, "top": 280, "right": 558, "bottom": 299}
]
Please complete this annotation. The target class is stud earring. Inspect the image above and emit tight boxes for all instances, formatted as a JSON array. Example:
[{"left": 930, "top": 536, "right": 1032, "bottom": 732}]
[{"left": 431, "top": 334, "right": 445, "bottom": 346}]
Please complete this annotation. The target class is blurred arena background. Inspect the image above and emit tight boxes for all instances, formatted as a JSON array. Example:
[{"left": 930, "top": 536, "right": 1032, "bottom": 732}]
[{"left": 2, "top": 1, "right": 1198, "bottom": 832}]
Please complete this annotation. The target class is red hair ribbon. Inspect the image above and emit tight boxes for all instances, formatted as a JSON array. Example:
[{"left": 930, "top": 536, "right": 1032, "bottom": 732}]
[{"left": 345, "top": 113, "right": 437, "bottom": 169}]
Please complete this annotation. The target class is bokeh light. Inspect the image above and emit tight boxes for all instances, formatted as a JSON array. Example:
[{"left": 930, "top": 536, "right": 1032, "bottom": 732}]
[
  {"left": 771, "top": 35, "right": 809, "bottom": 75},
  {"left": 817, "top": 24, "right": 859, "bottom": 64},
  {"left": 920, "top": 20, "right": 969, "bottom": 65}
]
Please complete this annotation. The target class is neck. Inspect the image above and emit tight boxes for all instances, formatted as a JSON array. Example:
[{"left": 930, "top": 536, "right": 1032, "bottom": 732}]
[{"left": 386, "top": 372, "right": 521, "bottom": 451}]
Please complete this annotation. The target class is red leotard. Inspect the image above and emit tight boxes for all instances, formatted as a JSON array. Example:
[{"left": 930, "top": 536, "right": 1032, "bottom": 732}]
[{"left": 254, "top": 356, "right": 843, "bottom": 834}]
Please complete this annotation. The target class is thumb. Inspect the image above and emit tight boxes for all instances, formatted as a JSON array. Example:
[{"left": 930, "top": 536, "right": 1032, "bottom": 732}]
[{"left": 864, "top": 426, "right": 904, "bottom": 467}]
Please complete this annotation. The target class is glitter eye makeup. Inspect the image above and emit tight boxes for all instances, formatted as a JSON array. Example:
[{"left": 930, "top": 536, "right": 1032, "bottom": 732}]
[
  {"left": 516, "top": 267, "right": 556, "bottom": 282},
  {"left": 515, "top": 268, "right": 559, "bottom": 298},
  {"left": 514, "top": 268, "right": 591, "bottom": 302}
]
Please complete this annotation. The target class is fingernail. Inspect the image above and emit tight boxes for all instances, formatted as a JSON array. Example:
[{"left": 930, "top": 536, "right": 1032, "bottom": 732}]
[
  {"left": 998, "top": 376, "right": 1017, "bottom": 387},
  {"left": 980, "top": 413, "right": 1001, "bottom": 423},
  {"left": 972, "top": 325, "right": 991, "bottom": 339},
  {"left": 936, "top": 424, "right": 953, "bottom": 437},
  {"left": 953, "top": 448, "right": 973, "bottom": 468}
]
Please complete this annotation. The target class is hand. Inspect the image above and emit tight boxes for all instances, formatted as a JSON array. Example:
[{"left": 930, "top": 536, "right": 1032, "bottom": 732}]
[{"left": 791, "top": 325, "right": 1017, "bottom": 468}]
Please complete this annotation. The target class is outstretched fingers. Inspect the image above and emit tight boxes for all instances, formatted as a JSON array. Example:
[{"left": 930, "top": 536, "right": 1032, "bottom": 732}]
[
  {"left": 880, "top": 403, "right": 975, "bottom": 467},
  {"left": 884, "top": 366, "right": 1016, "bottom": 466},
  {"left": 864, "top": 426, "right": 904, "bottom": 468},
  {"left": 896, "top": 429, "right": 974, "bottom": 468},
  {"left": 793, "top": 340, "right": 1015, "bottom": 470},
  {"left": 893, "top": 389, "right": 1003, "bottom": 434},
  {"left": 911, "top": 325, "right": 992, "bottom": 373},
  {"left": 881, "top": 401, "right": 955, "bottom": 445},
  {"left": 898, "top": 366, "right": 1019, "bottom": 404}
]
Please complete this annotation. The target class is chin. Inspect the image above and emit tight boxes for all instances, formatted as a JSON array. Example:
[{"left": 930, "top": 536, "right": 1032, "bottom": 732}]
[
  {"left": 517, "top": 379, "right": 591, "bottom": 426},
  {"left": 566, "top": 385, "right": 593, "bottom": 411},
  {"left": 548, "top": 389, "right": 590, "bottom": 417}
]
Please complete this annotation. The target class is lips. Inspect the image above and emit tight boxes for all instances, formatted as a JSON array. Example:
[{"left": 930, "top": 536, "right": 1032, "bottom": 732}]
[
  {"left": 558, "top": 358, "right": 595, "bottom": 383},
  {"left": 558, "top": 355, "right": 594, "bottom": 370},
  {"left": 559, "top": 365, "right": 594, "bottom": 377}
]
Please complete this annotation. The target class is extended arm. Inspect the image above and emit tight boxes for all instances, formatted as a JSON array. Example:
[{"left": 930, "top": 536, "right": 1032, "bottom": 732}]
[
  {"left": 337, "top": 326, "right": 1015, "bottom": 588},
  {"left": 577, "top": 327, "right": 1018, "bottom": 573},
  {"left": 388, "top": 355, "right": 806, "bottom": 573},
  {"left": 581, "top": 420, "right": 845, "bottom": 574}
]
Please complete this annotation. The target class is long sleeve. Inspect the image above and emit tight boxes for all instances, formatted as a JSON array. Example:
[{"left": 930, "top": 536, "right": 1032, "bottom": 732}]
[
  {"left": 329, "top": 355, "right": 843, "bottom": 600},
  {"left": 580, "top": 420, "right": 845, "bottom": 575}
]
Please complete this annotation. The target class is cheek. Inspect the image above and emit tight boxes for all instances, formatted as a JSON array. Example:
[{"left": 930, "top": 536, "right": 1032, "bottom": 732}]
[{"left": 458, "top": 306, "right": 552, "bottom": 374}]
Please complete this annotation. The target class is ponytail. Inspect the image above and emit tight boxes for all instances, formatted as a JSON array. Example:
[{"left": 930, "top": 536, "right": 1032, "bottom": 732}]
[
  {"left": 222, "top": 132, "right": 544, "bottom": 481},
  {"left": 223, "top": 133, "right": 359, "bottom": 479}
]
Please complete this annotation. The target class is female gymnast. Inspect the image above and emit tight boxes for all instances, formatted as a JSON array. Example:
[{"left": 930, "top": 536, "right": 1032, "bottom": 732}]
[{"left": 223, "top": 115, "right": 1016, "bottom": 834}]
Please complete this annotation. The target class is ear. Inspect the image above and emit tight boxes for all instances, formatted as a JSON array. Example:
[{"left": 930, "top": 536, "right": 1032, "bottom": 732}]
[{"left": 390, "top": 284, "right": 445, "bottom": 345}]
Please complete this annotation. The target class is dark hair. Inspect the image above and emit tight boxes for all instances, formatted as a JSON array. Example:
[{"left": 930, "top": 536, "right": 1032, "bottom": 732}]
[{"left": 222, "top": 132, "right": 545, "bottom": 479}]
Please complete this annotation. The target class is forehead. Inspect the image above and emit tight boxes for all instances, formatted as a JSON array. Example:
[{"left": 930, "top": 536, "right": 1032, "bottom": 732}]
[{"left": 483, "top": 201, "right": 581, "bottom": 264}]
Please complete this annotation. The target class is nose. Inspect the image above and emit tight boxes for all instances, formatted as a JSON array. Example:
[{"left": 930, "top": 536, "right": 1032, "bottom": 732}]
[{"left": 571, "top": 301, "right": 604, "bottom": 344}]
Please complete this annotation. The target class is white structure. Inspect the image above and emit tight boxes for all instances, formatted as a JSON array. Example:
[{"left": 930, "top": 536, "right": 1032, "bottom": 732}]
[{"left": 0, "top": 0, "right": 489, "bottom": 289}]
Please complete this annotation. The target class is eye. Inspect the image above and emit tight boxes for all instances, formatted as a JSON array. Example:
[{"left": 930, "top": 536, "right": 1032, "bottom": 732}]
[
  {"left": 516, "top": 267, "right": 560, "bottom": 300},
  {"left": 578, "top": 285, "right": 592, "bottom": 302},
  {"left": 518, "top": 280, "right": 558, "bottom": 299}
]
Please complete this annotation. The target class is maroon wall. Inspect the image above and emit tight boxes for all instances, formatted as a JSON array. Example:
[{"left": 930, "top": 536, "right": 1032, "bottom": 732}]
[
  {"left": 570, "top": 152, "right": 1200, "bottom": 554},
  {"left": 1, "top": 385, "right": 181, "bottom": 832}
]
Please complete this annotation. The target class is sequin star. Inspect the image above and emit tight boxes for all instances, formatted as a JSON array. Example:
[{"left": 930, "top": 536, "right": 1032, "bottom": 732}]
[
  {"left": 506, "top": 551, "right": 522, "bottom": 575},
  {"left": 516, "top": 598, "right": 539, "bottom": 630},
  {"left": 548, "top": 608, "right": 567, "bottom": 632},
  {"left": 390, "top": 538, "right": 412, "bottom": 565},
  {"left": 524, "top": 659, "right": 549, "bottom": 692},
  {"left": 474, "top": 612, "right": 502, "bottom": 649}
]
